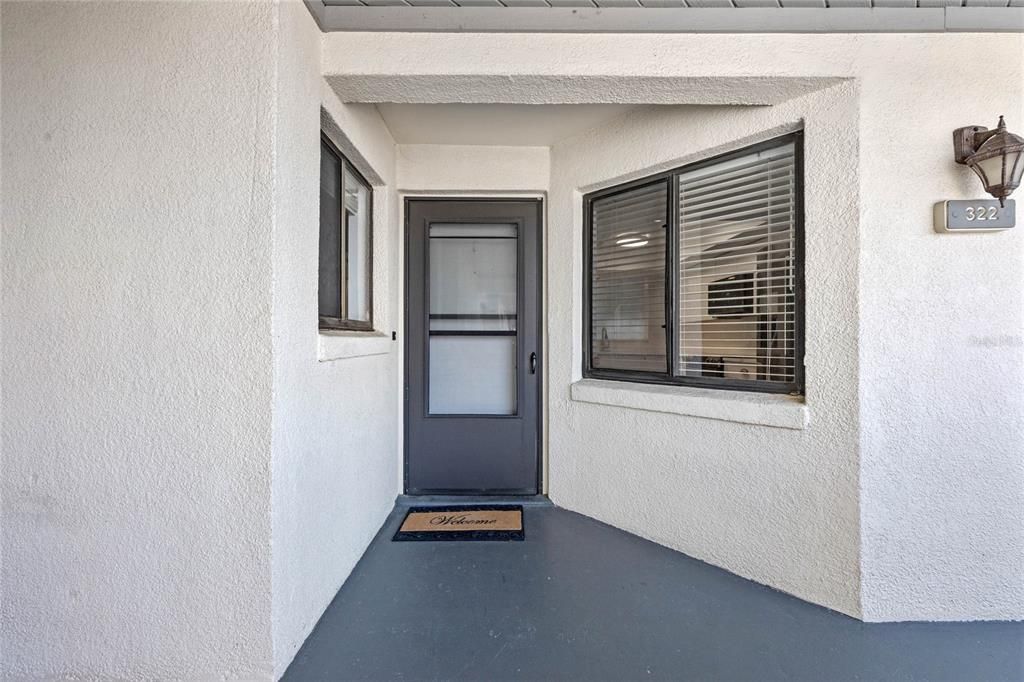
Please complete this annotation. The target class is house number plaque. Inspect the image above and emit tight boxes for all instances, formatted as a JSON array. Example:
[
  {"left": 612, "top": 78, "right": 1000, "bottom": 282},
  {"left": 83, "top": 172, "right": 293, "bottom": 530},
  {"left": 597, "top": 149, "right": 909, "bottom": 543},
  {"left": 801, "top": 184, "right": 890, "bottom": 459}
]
[{"left": 935, "top": 199, "right": 1015, "bottom": 232}]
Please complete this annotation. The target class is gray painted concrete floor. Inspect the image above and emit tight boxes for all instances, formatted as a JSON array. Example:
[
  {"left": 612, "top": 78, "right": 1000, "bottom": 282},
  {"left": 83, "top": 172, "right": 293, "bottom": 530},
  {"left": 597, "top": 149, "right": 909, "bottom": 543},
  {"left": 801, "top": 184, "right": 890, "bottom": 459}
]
[{"left": 283, "top": 501, "right": 1024, "bottom": 682}]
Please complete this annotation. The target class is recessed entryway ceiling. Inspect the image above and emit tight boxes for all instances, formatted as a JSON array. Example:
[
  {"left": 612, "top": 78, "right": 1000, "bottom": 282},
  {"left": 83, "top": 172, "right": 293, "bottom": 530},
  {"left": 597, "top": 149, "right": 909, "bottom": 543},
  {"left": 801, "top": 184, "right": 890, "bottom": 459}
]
[{"left": 376, "top": 103, "right": 639, "bottom": 146}]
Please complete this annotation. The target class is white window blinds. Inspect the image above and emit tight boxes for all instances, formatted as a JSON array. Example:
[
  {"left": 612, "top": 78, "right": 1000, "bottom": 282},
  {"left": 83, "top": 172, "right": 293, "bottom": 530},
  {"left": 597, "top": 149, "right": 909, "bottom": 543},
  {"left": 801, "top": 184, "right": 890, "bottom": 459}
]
[
  {"left": 590, "top": 181, "right": 668, "bottom": 372},
  {"left": 676, "top": 140, "right": 797, "bottom": 387}
]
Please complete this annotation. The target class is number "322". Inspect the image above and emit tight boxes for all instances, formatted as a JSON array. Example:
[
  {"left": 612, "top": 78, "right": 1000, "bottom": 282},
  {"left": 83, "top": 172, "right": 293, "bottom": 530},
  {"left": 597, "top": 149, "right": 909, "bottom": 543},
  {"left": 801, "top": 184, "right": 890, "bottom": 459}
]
[{"left": 964, "top": 206, "right": 1000, "bottom": 221}]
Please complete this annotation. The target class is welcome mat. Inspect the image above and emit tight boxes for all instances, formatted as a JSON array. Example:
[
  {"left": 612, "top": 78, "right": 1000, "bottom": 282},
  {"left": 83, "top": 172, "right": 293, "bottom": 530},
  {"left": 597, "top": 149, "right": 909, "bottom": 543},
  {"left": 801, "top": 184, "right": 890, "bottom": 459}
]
[{"left": 393, "top": 505, "right": 524, "bottom": 542}]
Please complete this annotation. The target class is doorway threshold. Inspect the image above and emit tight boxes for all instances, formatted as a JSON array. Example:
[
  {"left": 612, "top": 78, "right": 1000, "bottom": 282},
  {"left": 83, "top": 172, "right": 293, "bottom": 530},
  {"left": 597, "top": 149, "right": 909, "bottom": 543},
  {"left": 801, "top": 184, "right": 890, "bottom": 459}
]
[{"left": 396, "top": 494, "right": 552, "bottom": 508}]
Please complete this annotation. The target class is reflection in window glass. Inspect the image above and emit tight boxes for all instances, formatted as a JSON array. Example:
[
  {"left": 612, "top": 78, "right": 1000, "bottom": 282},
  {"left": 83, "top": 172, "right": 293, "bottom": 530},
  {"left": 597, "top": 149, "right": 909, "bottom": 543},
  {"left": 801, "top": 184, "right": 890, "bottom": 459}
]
[
  {"left": 589, "top": 182, "right": 668, "bottom": 372},
  {"left": 584, "top": 133, "right": 802, "bottom": 394},
  {"left": 676, "top": 141, "right": 797, "bottom": 387},
  {"left": 319, "top": 135, "right": 372, "bottom": 330},
  {"left": 343, "top": 166, "right": 371, "bottom": 323}
]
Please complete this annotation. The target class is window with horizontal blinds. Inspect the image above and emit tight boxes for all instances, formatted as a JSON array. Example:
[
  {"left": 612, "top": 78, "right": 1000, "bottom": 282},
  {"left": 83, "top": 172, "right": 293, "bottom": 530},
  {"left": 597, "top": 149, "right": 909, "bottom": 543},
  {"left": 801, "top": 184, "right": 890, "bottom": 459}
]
[
  {"left": 590, "top": 181, "right": 668, "bottom": 372},
  {"left": 677, "top": 139, "right": 797, "bottom": 388},
  {"left": 584, "top": 132, "right": 803, "bottom": 395}
]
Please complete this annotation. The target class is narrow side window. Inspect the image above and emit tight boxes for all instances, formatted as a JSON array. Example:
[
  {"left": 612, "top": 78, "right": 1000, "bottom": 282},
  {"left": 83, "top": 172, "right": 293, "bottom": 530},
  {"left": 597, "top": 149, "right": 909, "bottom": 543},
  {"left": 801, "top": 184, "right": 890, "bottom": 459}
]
[{"left": 319, "top": 134, "right": 373, "bottom": 331}]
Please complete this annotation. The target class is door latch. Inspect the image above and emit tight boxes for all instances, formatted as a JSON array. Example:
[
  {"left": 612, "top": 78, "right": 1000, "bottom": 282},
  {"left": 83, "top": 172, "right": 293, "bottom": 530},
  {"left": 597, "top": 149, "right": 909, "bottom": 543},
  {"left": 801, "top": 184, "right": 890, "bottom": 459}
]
[{"left": 529, "top": 352, "right": 538, "bottom": 374}]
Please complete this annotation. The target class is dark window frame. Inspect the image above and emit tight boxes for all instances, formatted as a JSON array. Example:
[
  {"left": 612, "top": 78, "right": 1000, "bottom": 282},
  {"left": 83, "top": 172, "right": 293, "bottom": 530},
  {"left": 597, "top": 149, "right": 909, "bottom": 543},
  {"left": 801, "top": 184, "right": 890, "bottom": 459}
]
[
  {"left": 320, "top": 132, "right": 374, "bottom": 332},
  {"left": 582, "top": 131, "right": 805, "bottom": 396}
]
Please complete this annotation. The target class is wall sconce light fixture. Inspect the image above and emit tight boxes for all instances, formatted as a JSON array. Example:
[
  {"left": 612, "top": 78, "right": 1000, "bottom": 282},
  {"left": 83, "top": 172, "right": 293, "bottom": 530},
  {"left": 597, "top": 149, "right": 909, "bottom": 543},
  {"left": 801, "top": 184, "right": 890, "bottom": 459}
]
[{"left": 953, "top": 116, "right": 1024, "bottom": 207}]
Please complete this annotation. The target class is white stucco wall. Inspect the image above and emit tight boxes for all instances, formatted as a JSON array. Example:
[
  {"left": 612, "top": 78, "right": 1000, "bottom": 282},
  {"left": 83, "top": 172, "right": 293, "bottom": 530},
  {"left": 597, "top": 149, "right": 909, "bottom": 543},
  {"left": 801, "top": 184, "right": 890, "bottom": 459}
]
[
  {"left": 397, "top": 144, "right": 549, "bottom": 194},
  {"left": 2, "top": 12, "right": 1021, "bottom": 682},
  {"left": 1, "top": 3, "right": 403, "bottom": 678},
  {"left": 855, "top": 35, "right": 1024, "bottom": 623},
  {"left": 270, "top": 4, "right": 400, "bottom": 676},
  {"left": 550, "top": 94, "right": 864, "bottom": 617},
  {"left": 326, "top": 31, "right": 1024, "bottom": 622},
  {"left": 1, "top": 2, "right": 277, "bottom": 677}
]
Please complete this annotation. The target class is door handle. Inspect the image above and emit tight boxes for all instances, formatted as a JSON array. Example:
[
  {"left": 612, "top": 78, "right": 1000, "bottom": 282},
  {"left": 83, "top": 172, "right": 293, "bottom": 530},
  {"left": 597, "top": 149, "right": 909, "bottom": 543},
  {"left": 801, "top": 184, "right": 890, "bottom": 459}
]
[{"left": 529, "top": 352, "right": 538, "bottom": 374}]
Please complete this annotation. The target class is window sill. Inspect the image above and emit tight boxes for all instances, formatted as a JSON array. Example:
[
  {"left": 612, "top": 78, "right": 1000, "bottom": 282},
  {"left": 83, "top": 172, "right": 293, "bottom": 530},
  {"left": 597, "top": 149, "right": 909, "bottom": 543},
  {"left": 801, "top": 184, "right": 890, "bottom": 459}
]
[
  {"left": 569, "top": 378, "right": 808, "bottom": 430},
  {"left": 317, "top": 331, "right": 393, "bottom": 362}
]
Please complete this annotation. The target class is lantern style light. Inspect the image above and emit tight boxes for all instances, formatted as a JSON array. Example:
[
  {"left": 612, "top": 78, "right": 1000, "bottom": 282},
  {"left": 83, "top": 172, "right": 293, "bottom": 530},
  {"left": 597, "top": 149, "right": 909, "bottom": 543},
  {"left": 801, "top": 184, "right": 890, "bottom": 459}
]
[{"left": 953, "top": 116, "right": 1024, "bottom": 207}]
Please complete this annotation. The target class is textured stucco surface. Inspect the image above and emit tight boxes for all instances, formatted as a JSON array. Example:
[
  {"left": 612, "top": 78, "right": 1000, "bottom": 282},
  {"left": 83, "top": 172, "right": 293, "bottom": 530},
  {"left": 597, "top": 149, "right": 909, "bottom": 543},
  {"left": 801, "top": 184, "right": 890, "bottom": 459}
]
[
  {"left": 854, "top": 33, "right": 1024, "bottom": 623},
  {"left": 3, "top": 15, "right": 1023, "bottom": 682},
  {"left": 397, "top": 144, "right": 550, "bottom": 194},
  {"left": 270, "top": 4, "right": 401, "bottom": 677},
  {"left": 550, "top": 94, "right": 864, "bottom": 618},
  {"left": 328, "top": 32, "right": 1024, "bottom": 621},
  {"left": 1, "top": 2, "right": 277, "bottom": 677},
  {"left": 326, "top": 74, "right": 844, "bottom": 107},
  {"left": 323, "top": 33, "right": 850, "bottom": 106},
  {"left": 1, "top": 2, "right": 403, "bottom": 678}
]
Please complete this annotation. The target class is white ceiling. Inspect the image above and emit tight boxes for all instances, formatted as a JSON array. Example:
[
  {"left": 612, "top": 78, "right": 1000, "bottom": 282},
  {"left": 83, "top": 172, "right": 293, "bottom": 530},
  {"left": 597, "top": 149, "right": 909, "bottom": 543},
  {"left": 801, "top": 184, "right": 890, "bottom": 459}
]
[{"left": 376, "top": 103, "right": 638, "bottom": 146}]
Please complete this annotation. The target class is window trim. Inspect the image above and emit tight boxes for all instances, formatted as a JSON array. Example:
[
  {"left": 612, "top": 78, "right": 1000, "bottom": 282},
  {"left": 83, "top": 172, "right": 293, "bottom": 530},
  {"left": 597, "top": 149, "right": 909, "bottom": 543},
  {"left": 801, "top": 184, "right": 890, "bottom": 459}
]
[
  {"left": 582, "top": 131, "right": 805, "bottom": 396},
  {"left": 320, "top": 131, "right": 374, "bottom": 333}
]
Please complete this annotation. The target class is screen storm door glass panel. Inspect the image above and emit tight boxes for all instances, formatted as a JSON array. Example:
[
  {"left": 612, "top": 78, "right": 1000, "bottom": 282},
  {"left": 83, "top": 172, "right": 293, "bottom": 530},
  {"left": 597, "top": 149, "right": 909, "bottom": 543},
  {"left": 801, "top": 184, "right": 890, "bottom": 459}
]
[
  {"left": 319, "top": 135, "right": 372, "bottom": 330},
  {"left": 676, "top": 140, "right": 797, "bottom": 388},
  {"left": 590, "top": 182, "right": 669, "bottom": 372},
  {"left": 428, "top": 223, "right": 518, "bottom": 415}
]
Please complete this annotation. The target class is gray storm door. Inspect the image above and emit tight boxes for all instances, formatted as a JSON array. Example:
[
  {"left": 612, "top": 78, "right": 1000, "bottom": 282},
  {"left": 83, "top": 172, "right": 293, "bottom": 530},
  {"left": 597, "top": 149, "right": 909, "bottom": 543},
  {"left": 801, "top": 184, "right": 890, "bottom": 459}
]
[{"left": 405, "top": 199, "right": 542, "bottom": 494}]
